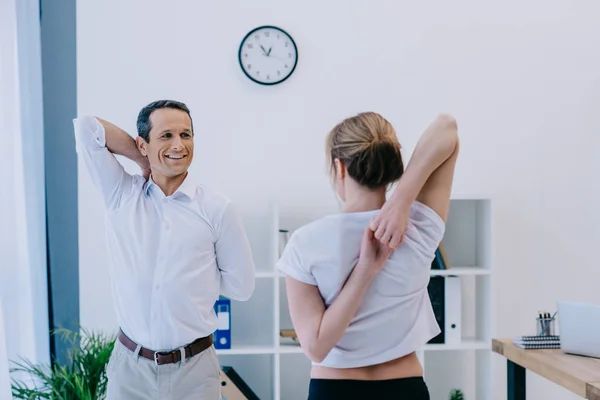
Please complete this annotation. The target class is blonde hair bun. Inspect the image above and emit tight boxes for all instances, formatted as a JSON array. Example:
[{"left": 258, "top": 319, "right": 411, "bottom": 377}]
[{"left": 326, "top": 112, "right": 404, "bottom": 189}]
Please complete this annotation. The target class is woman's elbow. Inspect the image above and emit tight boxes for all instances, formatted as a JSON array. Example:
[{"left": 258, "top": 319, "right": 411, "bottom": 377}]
[
  {"left": 304, "top": 342, "right": 327, "bottom": 363},
  {"left": 436, "top": 113, "right": 457, "bottom": 130},
  {"left": 306, "top": 351, "right": 326, "bottom": 364}
]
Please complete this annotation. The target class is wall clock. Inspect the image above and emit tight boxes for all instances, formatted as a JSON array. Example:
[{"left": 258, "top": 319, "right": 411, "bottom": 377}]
[{"left": 238, "top": 25, "right": 298, "bottom": 85}]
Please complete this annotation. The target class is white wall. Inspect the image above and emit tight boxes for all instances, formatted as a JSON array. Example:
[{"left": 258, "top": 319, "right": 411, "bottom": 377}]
[
  {"left": 0, "top": 0, "right": 49, "bottom": 371},
  {"left": 77, "top": 0, "right": 600, "bottom": 399}
]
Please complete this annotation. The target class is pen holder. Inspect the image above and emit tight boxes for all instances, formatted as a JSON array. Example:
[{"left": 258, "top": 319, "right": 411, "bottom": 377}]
[{"left": 536, "top": 316, "right": 556, "bottom": 336}]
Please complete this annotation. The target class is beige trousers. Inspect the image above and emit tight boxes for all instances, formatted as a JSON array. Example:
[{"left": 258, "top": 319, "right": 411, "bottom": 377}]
[{"left": 106, "top": 339, "right": 221, "bottom": 399}]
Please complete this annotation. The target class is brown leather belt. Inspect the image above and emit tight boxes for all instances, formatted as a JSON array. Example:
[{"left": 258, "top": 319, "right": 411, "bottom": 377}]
[{"left": 118, "top": 329, "right": 213, "bottom": 366}]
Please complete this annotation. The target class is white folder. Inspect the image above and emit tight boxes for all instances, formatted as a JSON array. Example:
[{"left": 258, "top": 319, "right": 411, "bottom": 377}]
[{"left": 444, "top": 276, "right": 462, "bottom": 345}]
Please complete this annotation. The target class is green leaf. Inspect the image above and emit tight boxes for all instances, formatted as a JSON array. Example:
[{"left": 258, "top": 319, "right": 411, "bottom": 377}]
[{"left": 10, "top": 327, "right": 116, "bottom": 400}]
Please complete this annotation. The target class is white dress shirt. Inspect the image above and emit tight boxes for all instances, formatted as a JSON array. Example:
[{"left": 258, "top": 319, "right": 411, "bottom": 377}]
[
  {"left": 74, "top": 116, "right": 255, "bottom": 351},
  {"left": 277, "top": 201, "right": 444, "bottom": 368}
]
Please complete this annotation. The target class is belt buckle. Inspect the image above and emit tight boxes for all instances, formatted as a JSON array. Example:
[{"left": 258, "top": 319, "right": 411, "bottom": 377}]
[{"left": 153, "top": 351, "right": 161, "bottom": 366}]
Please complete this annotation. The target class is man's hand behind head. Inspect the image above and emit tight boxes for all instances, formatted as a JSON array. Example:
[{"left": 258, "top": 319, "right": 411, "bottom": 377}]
[{"left": 138, "top": 157, "right": 151, "bottom": 181}]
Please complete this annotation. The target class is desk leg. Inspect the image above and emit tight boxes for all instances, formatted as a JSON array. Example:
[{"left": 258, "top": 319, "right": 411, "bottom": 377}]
[{"left": 507, "top": 360, "right": 526, "bottom": 400}]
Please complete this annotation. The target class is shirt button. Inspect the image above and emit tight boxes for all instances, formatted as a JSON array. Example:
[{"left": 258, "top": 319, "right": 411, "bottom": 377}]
[
  {"left": 164, "top": 222, "right": 170, "bottom": 230},
  {"left": 159, "top": 256, "right": 165, "bottom": 262},
  {"left": 154, "top": 284, "right": 160, "bottom": 291}
]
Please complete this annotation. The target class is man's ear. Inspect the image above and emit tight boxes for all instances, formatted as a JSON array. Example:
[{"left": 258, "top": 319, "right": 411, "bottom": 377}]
[
  {"left": 135, "top": 136, "right": 148, "bottom": 156},
  {"left": 334, "top": 158, "right": 346, "bottom": 179}
]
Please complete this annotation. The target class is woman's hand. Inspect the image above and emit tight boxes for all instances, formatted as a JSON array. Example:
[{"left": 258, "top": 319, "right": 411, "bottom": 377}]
[
  {"left": 369, "top": 200, "right": 411, "bottom": 250},
  {"left": 284, "top": 226, "right": 394, "bottom": 363},
  {"left": 356, "top": 226, "right": 394, "bottom": 276}
]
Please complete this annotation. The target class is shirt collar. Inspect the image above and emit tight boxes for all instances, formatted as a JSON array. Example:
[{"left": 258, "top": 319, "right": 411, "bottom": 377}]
[{"left": 143, "top": 173, "right": 197, "bottom": 200}]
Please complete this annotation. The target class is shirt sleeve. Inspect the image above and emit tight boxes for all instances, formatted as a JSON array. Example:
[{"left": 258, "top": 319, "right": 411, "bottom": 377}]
[
  {"left": 276, "top": 232, "right": 317, "bottom": 286},
  {"left": 73, "top": 116, "right": 133, "bottom": 210},
  {"left": 404, "top": 201, "right": 446, "bottom": 255},
  {"left": 215, "top": 202, "right": 256, "bottom": 301}
]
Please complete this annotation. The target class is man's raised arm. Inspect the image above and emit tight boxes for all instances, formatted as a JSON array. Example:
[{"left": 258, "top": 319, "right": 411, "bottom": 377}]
[
  {"left": 96, "top": 118, "right": 150, "bottom": 176},
  {"left": 73, "top": 116, "right": 149, "bottom": 210}
]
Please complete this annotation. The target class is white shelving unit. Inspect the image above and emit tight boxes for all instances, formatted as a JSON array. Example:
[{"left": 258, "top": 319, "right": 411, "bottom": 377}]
[{"left": 216, "top": 197, "right": 494, "bottom": 400}]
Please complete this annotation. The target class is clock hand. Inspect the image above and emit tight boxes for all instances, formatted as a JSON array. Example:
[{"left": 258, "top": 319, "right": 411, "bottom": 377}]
[
  {"left": 260, "top": 45, "right": 268, "bottom": 55},
  {"left": 267, "top": 47, "right": 272, "bottom": 56}
]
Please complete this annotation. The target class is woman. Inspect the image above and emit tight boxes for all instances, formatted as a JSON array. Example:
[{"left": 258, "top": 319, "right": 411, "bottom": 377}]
[{"left": 277, "top": 112, "right": 459, "bottom": 399}]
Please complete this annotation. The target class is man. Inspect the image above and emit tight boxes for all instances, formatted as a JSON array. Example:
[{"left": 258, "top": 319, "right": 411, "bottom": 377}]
[{"left": 73, "top": 100, "right": 255, "bottom": 399}]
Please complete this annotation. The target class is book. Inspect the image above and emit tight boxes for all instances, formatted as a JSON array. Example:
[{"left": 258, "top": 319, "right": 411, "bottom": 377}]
[
  {"left": 280, "top": 329, "right": 300, "bottom": 346},
  {"left": 514, "top": 342, "right": 561, "bottom": 350},
  {"left": 513, "top": 335, "right": 560, "bottom": 349},
  {"left": 279, "top": 329, "right": 297, "bottom": 339},
  {"left": 514, "top": 335, "right": 560, "bottom": 342}
]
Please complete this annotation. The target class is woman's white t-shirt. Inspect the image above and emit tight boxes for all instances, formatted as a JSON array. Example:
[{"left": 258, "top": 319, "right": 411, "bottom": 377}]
[{"left": 277, "top": 201, "right": 445, "bottom": 369}]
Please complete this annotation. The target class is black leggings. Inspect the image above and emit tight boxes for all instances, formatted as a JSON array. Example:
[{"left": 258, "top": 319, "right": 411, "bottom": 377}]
[{"left": 307, "top": 376, "right": 430, "bottom": 400}]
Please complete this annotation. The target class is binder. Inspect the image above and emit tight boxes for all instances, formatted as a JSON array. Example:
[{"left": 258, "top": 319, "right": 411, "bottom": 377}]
[
  {"left": 427, "top": 276, "right": 445, "bottom": 344},
  {"left": 444, "top": 276, "right": 462, "bottom": 345},
  {"left": 427, "top": 275, "right": 462, "bottom": 345},
  {"left": 214, "top": 297, "right": 232, "bottom": 350},
  {"left": 431, "top": 244, "right": 451, "bottom": 270}
]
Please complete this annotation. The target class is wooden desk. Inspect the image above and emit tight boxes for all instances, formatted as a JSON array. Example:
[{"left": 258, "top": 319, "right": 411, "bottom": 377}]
[{"left": 493, "top": 339, "right": 600, "bottom": 399}]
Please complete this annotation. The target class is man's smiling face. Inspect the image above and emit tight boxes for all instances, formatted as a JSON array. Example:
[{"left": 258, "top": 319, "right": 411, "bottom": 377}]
[{"left": 137, "top": 108, "right": 194, "bottom": 179}]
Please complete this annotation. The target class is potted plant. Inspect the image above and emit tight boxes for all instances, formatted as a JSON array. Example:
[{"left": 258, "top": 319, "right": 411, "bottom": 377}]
[
  {"left": 449, "top": 388, "right": 464, "bottom": 400},
  {"left": 10, "top": 328, "right": 115, "bottom": 400}
]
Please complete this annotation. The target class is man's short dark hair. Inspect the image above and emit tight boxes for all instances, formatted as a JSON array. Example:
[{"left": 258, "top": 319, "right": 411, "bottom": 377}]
[{"left": 136, "top": 100, "right": 193, "bottom": 142}]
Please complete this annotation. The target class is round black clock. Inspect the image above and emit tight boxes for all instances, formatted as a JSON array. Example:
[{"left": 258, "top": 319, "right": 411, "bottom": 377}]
[{"left": 238, "top": 25, "right": 298, "bottom": 85}]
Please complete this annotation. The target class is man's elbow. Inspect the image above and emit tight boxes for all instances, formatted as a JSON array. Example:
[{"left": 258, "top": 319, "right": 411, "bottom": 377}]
[
  {"left": 226, "top": 280, "right": 255, "bottom": 302},
  {"left": 236, "top": 283, "right": 255, "bottom": 301}
]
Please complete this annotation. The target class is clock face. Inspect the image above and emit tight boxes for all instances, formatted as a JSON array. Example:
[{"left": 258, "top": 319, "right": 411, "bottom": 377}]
[{"left": 238, "top": 26, "right": 298, "bottom": 85}]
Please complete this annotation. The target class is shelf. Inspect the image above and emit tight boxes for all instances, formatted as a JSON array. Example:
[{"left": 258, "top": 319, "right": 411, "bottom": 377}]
[
  {"left": 430, "top": 267, "right": 490, "bottom": 276},
  {"left": 215, "top": 345, "right": 276, "bottom": 355},
  {"left": 423, "top": 339, "right": 490, "bottom": 351},
  {"left": 241, "top": 199, "right": 493, "bottom": 399},
  {"left": 215, "top": 344, "right": 306, "bottom": 355}
]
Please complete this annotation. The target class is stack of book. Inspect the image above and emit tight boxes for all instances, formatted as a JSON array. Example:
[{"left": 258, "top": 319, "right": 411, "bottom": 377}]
[{"left": 513, "top": 335, "right": 561, "bottom": 349}]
